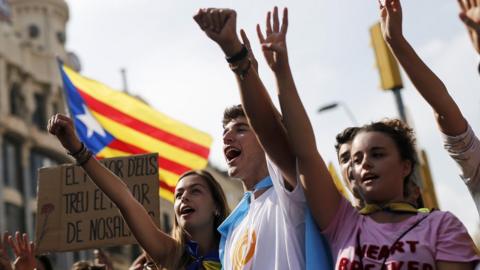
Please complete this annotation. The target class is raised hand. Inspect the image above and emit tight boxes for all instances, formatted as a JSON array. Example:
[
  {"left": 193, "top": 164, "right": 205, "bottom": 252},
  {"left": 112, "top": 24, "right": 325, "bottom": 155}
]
[
  {"left": 0, "top": 233, "right": 13, "bottom": 270},
  {"left": 7, "top": 232, "right": 35, "bottom": 270},
  {"left": 94, "top": 249, "right": 114, "bottom": 270},
  {"left": 193, "top": 8, "right": 243, "bottom": 56},
  {"left": 256, "top": 7, "right": 289, "bottom": 72},
  {"left": 458, "top": 0, "right": 480, "bottom": 54},
  {"left": 47, "top": 114, "right": 82, "bottom": 154},
  {"left": 379, "top": 0, "right": 403, "bottom": 45}
]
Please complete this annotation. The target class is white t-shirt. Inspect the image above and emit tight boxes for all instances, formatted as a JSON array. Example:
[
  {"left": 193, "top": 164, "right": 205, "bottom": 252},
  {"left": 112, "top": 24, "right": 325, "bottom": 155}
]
[{"left": 222, "top": 158, "right": 306, "bottom": 270}]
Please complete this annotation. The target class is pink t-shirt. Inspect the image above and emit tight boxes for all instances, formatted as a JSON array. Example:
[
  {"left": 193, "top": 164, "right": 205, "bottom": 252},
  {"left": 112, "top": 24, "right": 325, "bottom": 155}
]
[{"left": 323, "top": 199, "right": 479, "bottom": 269}]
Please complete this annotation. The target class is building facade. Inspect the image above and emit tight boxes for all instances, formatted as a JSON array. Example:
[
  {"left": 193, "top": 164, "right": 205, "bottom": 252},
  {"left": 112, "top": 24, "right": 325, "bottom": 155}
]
[{"left": 0, "top": 0, "right": 243, "bottom": 268}]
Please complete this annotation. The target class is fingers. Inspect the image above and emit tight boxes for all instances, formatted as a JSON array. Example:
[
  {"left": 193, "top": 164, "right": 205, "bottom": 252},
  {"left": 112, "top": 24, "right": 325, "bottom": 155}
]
[
  {"left": 47, "top": 113, "right": 72, "bottom": 135},
  {"left": 256, "top": 24, "right": 266, "bottom": 43},
  {"left": 207, "top": 8, "right": 222, "bottom": 33},
  {"left": 193, "top": 9, "right": 207, "bottom": 30},
  {"left": 266, "top": 11, "right": 272, "bottom": 35},
  {"left": 457, "top": 0, "right": 467, "bottom": 12},
  {"left": 280, "top": 8, "right": 289, "bottom": 34},
  {"left": 240, "top": 29, "right": 254, "bottom": 54},
  {"left": 273, "top": 6, "right": 279, "bottom": 33}
]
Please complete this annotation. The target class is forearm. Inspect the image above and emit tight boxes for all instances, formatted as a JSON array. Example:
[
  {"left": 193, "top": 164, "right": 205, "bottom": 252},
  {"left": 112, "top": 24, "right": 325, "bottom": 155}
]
[
  {"left": 235, "top": 67, "right": 297, "bottom": 186},
  {"left": 275, "top": 63, "right": 342, "bottom": 229},
  {"left": 388, "top": 37, "right": 466, "bottom": 135},
  {"left": 81, "top": 158, "right": 175, "bottom": 263},
  {"left": 275, "top": 65, "right": 318, "bottom": 160}
]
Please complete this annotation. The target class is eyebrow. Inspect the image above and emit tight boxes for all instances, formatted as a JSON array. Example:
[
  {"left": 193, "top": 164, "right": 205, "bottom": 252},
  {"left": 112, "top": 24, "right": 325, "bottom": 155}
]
[
  {"left": 223, "top": 122, "right": 250, "bottom": 135},
  {"left": 175, "top": 183, "right": 205, "bottom": 194}
]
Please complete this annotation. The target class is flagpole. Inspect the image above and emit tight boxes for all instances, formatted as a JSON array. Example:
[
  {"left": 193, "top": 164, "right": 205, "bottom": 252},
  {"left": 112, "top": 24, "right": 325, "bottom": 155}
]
[{"left": 120, "top": 68, "right": 129, "bottom": 94}]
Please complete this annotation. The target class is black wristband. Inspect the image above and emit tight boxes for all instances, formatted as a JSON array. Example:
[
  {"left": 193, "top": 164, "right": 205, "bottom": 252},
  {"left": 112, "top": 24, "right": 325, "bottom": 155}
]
[
  {"left": 226, "top": 45, "right": 248, "bottom": 63},
  {"left": 478, "top": 61, "right": 480, "bottom": 76}
]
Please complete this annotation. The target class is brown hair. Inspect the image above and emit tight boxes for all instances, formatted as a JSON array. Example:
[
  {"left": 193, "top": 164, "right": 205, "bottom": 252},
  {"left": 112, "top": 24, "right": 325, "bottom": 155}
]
[
  {"left": 222, "top": 105, "right": 245, "bottom": 128},
  {"left": 168, "top": 170, "right": 230, "bottom": 269},
  {"left": 334, "top": 126, "right": 359, "bottom": 154}
]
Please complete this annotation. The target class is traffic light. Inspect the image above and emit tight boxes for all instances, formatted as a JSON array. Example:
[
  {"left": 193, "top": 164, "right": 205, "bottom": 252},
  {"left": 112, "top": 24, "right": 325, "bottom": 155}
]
[{"left": 370, "top": 22, "right": 403, "bottom": 90}]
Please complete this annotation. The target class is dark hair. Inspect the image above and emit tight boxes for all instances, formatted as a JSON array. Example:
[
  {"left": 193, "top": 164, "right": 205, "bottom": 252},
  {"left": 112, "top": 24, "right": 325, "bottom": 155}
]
[
  {"left": 356, "top": 119, "right": 417, "bottom": 197},
  {"left": 222, "top": 105, "right": 245, "bottom": 128},
  {"left": 334, "top": 127, "right": 359, "bottom": 154},
  {"left": 36, "top": 255, "right": 53, "bottom": 270},
  {"left": 171, "top": 170, "right": 230, "bottom": 269}
]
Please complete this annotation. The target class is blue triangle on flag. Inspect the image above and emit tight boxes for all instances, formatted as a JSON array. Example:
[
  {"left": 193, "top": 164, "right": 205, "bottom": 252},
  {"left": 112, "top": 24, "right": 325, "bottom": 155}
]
[{"left": 59, "top": 65, "right": 115, "bottom": 155}]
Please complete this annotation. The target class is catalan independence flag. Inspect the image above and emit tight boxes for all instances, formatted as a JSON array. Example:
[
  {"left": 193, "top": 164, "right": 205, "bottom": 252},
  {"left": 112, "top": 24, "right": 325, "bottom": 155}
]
[{"left": 59, "top": 64, "right": 213, "bottom": 202}]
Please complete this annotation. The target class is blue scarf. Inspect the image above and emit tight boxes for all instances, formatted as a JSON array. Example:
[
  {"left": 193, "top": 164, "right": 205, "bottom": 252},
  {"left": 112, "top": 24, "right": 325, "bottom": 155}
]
[{"left": 186, "top": 240, "right": 221, "bottom": 270}]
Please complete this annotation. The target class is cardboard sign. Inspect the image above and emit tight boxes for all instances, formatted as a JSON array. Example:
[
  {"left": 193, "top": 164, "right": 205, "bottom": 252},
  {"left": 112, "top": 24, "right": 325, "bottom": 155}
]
[{"left": 35, "top": 153, "right": 160, "bottom": 253}]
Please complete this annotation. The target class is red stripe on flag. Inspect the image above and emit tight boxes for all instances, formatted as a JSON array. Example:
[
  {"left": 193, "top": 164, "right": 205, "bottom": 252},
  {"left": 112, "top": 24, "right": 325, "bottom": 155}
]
[
  {"left": 77, "top": 88, "right": 210, "bottom": 159},
  {"left": 160, "top": 180, "right": 176, "bottom": 195},
  {"left": 108, "top": 139, "right": 192, "bottom": 176}
]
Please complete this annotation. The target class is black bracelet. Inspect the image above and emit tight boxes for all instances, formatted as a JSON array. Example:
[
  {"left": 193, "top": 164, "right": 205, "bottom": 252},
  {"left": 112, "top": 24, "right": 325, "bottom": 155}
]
[
  {"left": 226, "top": 45, "right": 248, "bottom": 63},
  {"left": 478, "top": 61, "right": 480, "bottom": 76},
  {"left": 68, "top": 142, "right": 85, "bottom": 156}
]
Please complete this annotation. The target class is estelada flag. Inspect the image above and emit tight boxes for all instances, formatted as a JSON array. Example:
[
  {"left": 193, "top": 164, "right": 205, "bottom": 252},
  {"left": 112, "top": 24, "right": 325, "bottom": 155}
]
[{"left": 59, "top": 64, "right": 213, "bottom": 202}]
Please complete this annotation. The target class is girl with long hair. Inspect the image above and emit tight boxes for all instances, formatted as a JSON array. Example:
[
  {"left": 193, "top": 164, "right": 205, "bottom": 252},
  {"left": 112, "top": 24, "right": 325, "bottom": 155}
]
[{"left": 48, "top": 114, "right": 229, "bottom": 270}]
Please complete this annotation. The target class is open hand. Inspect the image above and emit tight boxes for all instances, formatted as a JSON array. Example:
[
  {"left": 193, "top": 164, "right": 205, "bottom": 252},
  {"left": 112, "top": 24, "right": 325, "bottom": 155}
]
[
  {"left": 7, "top": 232, "right": 35, "bottom": 270},
  {"left": 458, "top": 0, "right": 480, "bottom": 54},
  {"left": 379, "top": 0, "right": 404, "bottom": 44},
  {"left": 193, "top": 8, "right": 243, "bottom": 57},
  {"left": 47, "top": 114, "right": 82, "bottom": 154},
  {"left": 256, "top": 7, "right": 289, "bottom": 72}
]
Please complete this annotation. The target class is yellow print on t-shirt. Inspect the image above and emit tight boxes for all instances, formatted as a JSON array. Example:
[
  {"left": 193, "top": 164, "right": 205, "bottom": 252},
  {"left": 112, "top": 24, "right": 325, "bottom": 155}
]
[{"left": 232, "top": 229, "right": 256, "bottom": 270}]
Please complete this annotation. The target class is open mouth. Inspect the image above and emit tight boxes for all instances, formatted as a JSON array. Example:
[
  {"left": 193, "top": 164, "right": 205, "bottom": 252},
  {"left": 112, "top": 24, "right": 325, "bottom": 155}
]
[
  {"left": 180, "top": 206, "right": 196, "bottom": 216},
  {"left": 224, "top": 146, "right": 241, "bottom": 163},
  {"left": 361, "top": 173, "right": 379, "bottom": 183}
]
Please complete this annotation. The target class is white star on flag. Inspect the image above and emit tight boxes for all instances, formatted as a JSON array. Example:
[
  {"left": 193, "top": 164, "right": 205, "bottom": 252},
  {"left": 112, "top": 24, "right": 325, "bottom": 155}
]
[{"left": 76, "top": 104, "right": 107, "bottom": 138}]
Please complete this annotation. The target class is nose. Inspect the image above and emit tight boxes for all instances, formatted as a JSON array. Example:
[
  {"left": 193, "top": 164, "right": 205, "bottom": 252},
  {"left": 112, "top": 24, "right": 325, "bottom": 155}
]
[
  {"left": 223, "top": 129, "right": 234, "bottom": 144},
  {"left": 360, "top": 155, "right": 373, "bottom": 170}
]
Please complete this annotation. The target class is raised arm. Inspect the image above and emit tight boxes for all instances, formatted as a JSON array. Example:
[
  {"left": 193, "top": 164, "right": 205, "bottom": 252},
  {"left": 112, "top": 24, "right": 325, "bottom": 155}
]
[
  {"left": 381, "top": 0, "right": 467, "bottom": 136},
  {"left": 47, "top": 114, "right": 176, "bottom": 265},
  {"left": 257, "top": 7, "right": 340, "bottom": 229},
  {"left": 193, "top": 8, "right": 297, "bottom": 187},
  {"left": 458, "top": 0, "right": 480, "bottom": 55}
]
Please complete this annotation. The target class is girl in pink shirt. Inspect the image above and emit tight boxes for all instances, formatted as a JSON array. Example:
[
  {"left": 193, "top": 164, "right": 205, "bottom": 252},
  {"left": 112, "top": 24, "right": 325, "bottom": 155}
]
[{"left": 267, "top": 0, "right": 480, "bottom": 268}]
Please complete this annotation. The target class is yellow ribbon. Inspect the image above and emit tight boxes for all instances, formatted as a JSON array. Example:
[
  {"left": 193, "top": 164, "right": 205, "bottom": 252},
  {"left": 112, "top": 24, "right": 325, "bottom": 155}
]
[{"left": 359, "top": 202, "right": 431, "bottom": 215}]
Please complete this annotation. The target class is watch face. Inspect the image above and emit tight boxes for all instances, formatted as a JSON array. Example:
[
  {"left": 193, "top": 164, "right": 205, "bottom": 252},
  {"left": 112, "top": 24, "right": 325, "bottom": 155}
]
[{"left": 28, "top": 24, "right": 40, "bottom": 38}]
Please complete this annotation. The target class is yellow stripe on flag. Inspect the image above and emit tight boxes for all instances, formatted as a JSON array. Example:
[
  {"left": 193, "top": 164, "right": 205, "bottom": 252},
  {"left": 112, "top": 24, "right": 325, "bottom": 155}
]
[
  {"left": 160, "top": 189, "right": 174, "bottom": 203},
  {"left": 64, "top": 66, "right": 212, "bottom": 148},
  {"left": 93, "top": 112, "right": 208, "bottom": 169},
  {"left": 159, "top": 170, "right": 181, "bottom": 188}
]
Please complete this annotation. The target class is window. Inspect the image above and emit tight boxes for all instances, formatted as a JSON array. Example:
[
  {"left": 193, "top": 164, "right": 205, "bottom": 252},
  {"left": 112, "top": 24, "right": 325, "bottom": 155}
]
[
  {"left": 32, "top": 93, "right": 47, "bottom": 130},
  {"left": 9, "top": 83, "right": 25, "bottom": 117},
  {"left": 30, "top": 150, "right": 58, "bottom": 197},
  {"left": 5, "top": 203, "right": 25, "bottom": 234},
  {"left": 3, "top": 137, "right": 22, "bottom": 191}
]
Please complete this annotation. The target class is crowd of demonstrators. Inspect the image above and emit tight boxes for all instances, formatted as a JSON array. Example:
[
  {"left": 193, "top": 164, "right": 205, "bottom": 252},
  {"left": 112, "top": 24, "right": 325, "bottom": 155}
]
[
  {"left": 14, "top": 1, "right": 476, "bottom": 269},
  {"left": 190, "top": 1, "right": 479, "bottom": 270}
]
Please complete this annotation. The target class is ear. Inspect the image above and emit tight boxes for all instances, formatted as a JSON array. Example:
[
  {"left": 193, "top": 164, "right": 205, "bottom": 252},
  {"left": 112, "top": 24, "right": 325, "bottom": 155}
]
[{"left": 401, "top": 159, "right": 412, "bottom": 178}]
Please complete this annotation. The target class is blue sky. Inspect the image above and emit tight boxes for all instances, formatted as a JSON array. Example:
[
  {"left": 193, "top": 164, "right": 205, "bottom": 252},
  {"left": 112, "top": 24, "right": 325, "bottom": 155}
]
[{"left": 64, "top": 0, "right": 479, "bottom": 235}]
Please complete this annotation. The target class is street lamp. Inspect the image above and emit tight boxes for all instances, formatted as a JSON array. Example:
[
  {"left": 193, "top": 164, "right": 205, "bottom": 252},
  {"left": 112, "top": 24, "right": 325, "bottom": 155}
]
[{"left": 317, "top": 101, "right": 358, "bottom": 126}]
